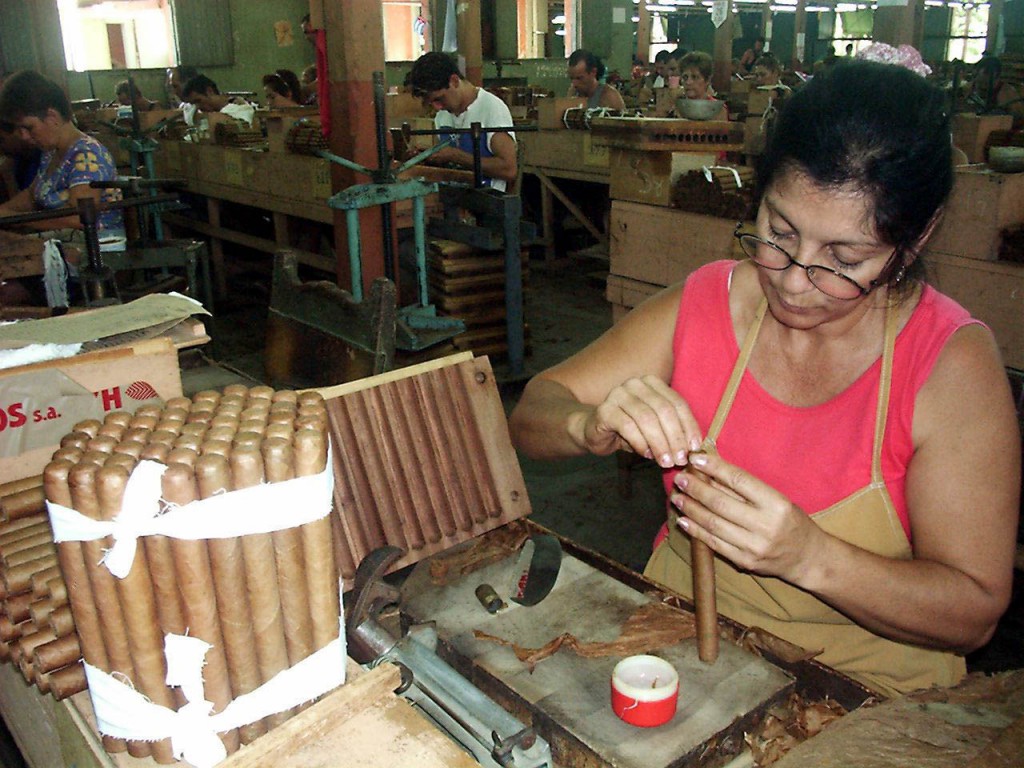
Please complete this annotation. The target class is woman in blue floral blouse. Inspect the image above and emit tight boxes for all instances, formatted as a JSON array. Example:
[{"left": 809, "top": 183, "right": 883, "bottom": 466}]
[{"left": 0, "top": 70, "right": 123, "bottom": 243}]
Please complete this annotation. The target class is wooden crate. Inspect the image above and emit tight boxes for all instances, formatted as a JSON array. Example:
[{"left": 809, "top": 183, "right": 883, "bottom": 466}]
[
  {"left": 521, "top": 130, "right": 609, "bottom": 173},
  {"left": 609, "top": 149, "right": 719, "bottom": 207},
  {"left": 606, "top": 273, "right": 664, "bottom": 323},
  {"left": 744, "top": 116, "right": 767, "bottom": 156},
  {"left": 385, "top": 92, "right": 431, "bottom": 121},
  {"left": 928, "top": 164, "right": 1024, "bottom": 261},
  {"left": 952, "top": 113, "right": 1013, "bottom": 163},
  {"left": 262, "top": 107, "right": 319, "bottom": 153},
  {"left": 609, "top": 201, "right": 741, "bottom": 287},
  {"left": 654, "top": 87, "right": 683, "bottom": 117},
  {"left": 924, "top": 251, "right": 1024, "bottom": 370},
  {"left": 535, "top": 96, "right": 586, "bottom": 129}
]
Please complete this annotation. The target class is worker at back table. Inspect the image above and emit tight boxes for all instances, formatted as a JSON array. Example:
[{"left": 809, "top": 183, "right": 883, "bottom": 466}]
[
  {"left": 262, "top": 71, "right": 301, "bottom": 109},
  {"left": 0, "top": 70, "right": 122, "bottom": 243},
  {"left": 566, "top": 49, "right": 626, "bottom": 111},
  {"left": 408, "top": 52, "right": 517, "bottom": 193},
  {"left": 181, "top": 74, "right": 256, "bottom": 127},
  {"left": 114, "top": 79, "right": 157, "bottom": 112}
]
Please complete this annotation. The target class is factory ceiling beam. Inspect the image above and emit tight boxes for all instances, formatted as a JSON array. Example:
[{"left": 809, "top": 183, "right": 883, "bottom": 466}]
[{"left": 324, "top": 1, "right": 388, "bottom": 294}]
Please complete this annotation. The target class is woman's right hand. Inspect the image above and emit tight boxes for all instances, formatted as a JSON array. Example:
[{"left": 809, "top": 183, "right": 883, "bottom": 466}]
[{"left": 572, "top": 375, "right": 702, "bottom": 468}]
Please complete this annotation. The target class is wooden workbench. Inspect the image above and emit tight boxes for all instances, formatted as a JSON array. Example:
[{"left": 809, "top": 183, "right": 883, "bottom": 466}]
[
  {"left": 519, "top": 129, "right": 611, "bottom": 260},
  {"left": 152, "top": 140, "right": 446, "bottom": 295},
  {"left": 152, "top": 141, "right": 335, "bottom": 295},
  {"left": 0, "top": 230, "right": 45, "bottom": 280},
  {"left": 0, "top": 657, "right": 477, "bottom": 768}
]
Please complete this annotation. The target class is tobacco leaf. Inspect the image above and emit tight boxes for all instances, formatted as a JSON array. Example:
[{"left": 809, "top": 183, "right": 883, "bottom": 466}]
[
  {"left": 744, "top": 692, "right": 847, "bottom": 766},
  {"left": 473, "top": 600, "right": 696, "bottom": 671},
  {"left": 429, "top": 520, "right": 531, "bottom": 585}
]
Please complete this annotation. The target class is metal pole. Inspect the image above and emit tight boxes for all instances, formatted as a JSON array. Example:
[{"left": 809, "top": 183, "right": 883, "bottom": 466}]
[
  {"left": 373, "top": 72, "right": 396, "bottom": 282},
  {"left": 346, "top": 209, "right": 364, "bottom": 302},
  {"left": 413, "top": 196, "right": 428, "bottom": 308}
]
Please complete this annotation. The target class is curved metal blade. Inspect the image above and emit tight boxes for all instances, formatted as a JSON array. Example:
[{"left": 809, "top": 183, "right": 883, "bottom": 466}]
[{"left": 509, "top": 535, "right": 562, "bottom": 606}]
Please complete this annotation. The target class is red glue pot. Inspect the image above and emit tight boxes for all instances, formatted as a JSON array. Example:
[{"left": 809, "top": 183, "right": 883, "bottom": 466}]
[{"left": 610, "top": 655, "right": 679, "bottom": 727}]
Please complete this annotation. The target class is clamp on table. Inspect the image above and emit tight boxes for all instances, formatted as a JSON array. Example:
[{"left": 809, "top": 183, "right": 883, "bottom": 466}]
[
  {"left": 347, "top": 546, "right": 552, "bottom": 768},
  {"left": 0, "top": 178, "right": 190, "bottom": 307}
]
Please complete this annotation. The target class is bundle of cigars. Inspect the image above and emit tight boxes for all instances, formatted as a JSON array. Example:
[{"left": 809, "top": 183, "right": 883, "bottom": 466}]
[
  {"left": 0, "top": 475, "right": 86, "bottom": 700},
  {"left": 22, "top": 382, "right": 339, "bottom": 764}
]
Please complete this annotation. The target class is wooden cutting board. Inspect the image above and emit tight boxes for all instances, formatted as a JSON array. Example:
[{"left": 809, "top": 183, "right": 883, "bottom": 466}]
[{"left": 401, "top": 550, "right": 794, "bottom": 768}]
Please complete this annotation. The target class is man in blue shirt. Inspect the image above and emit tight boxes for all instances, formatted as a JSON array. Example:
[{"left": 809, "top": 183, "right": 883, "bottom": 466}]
[{"left": 408, "top": 53, "right": 517, "bottom": 192}]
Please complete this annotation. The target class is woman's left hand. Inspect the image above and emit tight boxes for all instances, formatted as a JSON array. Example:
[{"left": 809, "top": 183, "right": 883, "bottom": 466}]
[{"left": 669, "top": 451, "right": 825, "bottom": 585}]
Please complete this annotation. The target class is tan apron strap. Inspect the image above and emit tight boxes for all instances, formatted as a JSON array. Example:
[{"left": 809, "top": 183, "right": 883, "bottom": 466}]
[
  {"left": 706, "top": 297, "right": 768, "bottom": 448},
  {"left": 871, "top": 301, "right": 901, "bottom": 484}
]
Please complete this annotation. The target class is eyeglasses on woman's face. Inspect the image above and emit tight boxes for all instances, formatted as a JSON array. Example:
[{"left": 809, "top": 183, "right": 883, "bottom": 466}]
[{"left": 733, "top": 223, "right": 898, "bottom": 300}]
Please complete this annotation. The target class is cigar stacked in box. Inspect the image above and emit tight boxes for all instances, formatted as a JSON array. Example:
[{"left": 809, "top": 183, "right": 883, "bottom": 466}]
[
  {"left": 0, "top": 476, "right": 88, "bottom": 701},
  {"left": 40, "top": 383, "right": 338, "bottom": 763}
]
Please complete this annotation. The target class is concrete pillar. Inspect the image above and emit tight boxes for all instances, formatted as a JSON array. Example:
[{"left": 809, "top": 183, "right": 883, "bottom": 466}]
[
  {"left": 325, "top": 1, "right": 387, "bottom": 293},
  {"left": 987, "top": 0, "right": 1004, "bottom": 54},
  {"left": 637, "top": 2, "right": 651, "bottom": 64},
  {"left": 792, "top": 0, "right": 807, "bottom": 72},
  {"left": 873, "top": 0, "right": 925, "bottom": 49},
  {"left": 457, "top": 0, "right": 484, "bottom": 84},
  {"left": 712, "top": 6, "right": 734, "bottom": 95}
]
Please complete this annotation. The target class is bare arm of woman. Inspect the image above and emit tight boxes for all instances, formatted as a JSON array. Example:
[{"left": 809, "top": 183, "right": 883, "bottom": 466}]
[
  {"left": 675, "top": 325, "right": 1020, "bottom": 652},
  {"left": 20, "top": 182, "right": 105, "bottom": 232},
  {"left": 0, "top": 186, "right": 35, "bottom": 216},
  {"left": 509, "top": 283, "right": 704, "bottom": 467}
]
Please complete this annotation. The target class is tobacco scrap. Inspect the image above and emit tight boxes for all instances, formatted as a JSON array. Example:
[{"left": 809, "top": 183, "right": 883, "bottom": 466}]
[
  {"left": 744, "top": 692, "right": 848, "bottom": 766},
  {"left": 737, "top": 627, "right": 822, "bottom": 664},
  {"left": 429, "top": 520, "right": 531, "bottom": 585},
  {"left": 473, "top": 600, "right": 696, "bottom": 670}
]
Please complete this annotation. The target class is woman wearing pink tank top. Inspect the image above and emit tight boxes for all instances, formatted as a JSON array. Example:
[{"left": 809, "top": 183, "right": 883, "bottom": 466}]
[{"left": 509, "top": 60, "right": 1019, "bottom": 697}]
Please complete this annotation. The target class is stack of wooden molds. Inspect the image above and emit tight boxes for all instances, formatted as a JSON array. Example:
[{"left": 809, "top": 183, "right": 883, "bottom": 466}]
[{"left": 428, "top": 239, "right": 529, "bottom": 358}]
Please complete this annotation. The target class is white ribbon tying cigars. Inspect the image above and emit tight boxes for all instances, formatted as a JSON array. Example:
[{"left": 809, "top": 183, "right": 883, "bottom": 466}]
[
  {"left": 701, "top": 165, "right": 743, "bottom": 189},
  {"left": 85, "top": 618, "right": 347, "bottom": 768},
  {"left": 46, "top": 450, "right": 334, "bottom": 579}
]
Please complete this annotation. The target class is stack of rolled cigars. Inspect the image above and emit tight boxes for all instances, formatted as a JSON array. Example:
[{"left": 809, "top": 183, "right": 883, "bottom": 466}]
[
  {"left": 42, "top": 383, "right": 339, "bottom": 764},
  {"left": 0, "top": 475, "right": 88, "bottom": 701}
]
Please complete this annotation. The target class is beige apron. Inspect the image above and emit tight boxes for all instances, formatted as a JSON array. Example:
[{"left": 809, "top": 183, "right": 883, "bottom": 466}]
[{"left": 645, "top": 298, "right": 966, "bottom": 698}]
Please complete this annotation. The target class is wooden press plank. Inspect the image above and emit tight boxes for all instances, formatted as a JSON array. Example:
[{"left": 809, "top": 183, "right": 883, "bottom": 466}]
[
  {"left": 316, "top": 353, "right": 531, "bottom": 586},
  {"left": 217, "top": 661, "right": 474, "bottom": 767},
  {"left": 312, "top": 351, "right": 473, "bottom": 400}
]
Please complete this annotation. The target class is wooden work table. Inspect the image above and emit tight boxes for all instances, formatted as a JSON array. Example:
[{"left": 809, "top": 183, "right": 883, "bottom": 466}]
[
  {"left": 519, "top": 129, "right": 611, "bottom": 260},
  {"left": 0, "top": 524, "right": 1020, "bottom": 767},
  {"left": 153, "top": 140, "right": 457, "bottom": 296},
  {"left": 0, "top": 229, "right": 46, "bottom": 280},
  {"left": 152, "top": 141, "right": 335, "bottom": 295},
  {"left": 0, "top": 658, "right": 476, "bottom": 768}
]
